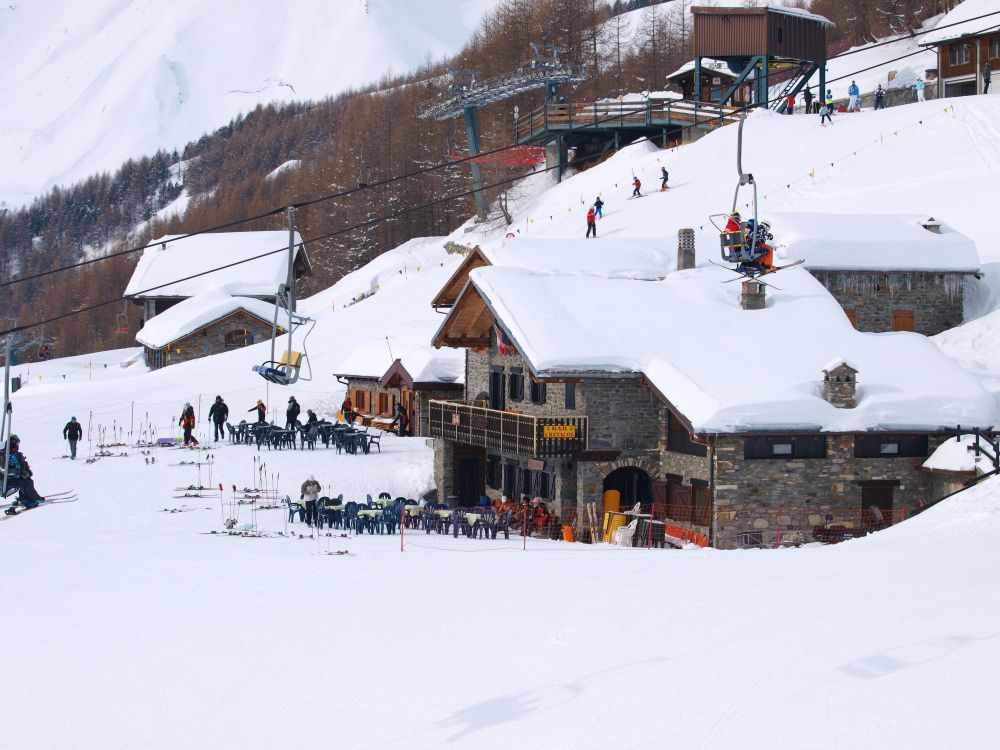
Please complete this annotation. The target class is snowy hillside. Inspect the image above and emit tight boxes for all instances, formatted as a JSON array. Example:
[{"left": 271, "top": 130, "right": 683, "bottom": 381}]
[{"left": 0, "top": 0, "right": 499, "bottom": 206}]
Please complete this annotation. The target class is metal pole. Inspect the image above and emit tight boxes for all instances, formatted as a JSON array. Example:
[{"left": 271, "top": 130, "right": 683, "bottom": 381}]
[
  {"left": 1, "top": 338, "right": 11, "bottom": 499},
  {"left": 463, "top": 107, "right": 488, "bottom": 221}
]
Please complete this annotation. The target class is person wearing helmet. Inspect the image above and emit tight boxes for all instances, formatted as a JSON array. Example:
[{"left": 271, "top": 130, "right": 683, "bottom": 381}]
[
  {"left": 207, "top": 396, "right": 229, "bottom": 442},
  {"left": 178, "top": 403, "right": 198, "bottom": 447},
  {"left": 62, "top": 416, "right": 83, "bottom": 459},
  {"left": 1, "top": 435, "right": 45, "bottom": 509},
  {"left": 248, "top": 399, "right": 267, "bottom": 424}
]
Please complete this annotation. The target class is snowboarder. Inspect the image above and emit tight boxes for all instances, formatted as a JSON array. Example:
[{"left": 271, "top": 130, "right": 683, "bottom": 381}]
[
  {"left": 915, "top": 78, "right": 925, "bottom": 102},
  {"left": 631, "top": 176, "right": 642, "bottom": 198},
  {"left": 390, "top": 402, "right": 410, "bottom": 437},
  {"left": 300, "top": 475, "right": 321, "bottom": 527},
  {"left": 248, "top": 399, "right": 266, "bottom": 424},
  {"left": 341, "top": 395, "right": 354, "bottom": 424},
  {"left": 874, "top": 85, "right": 885, "bottom": 110},
  {"left": 593, "top": 196, "right": 604, "bottom": 219},
  {"left": 179, "top": 403, "right": 198, "bottom": 447},
  {"left": 207, "top": 395, "right": 229, "bottom": 442},
  {"left": 660, "top": 167, "right": 669, "bottom": 190},
  {"left": 785, "top": 93, "right": 795, "bottom": 114},
  {"left": 803, "top": 86, "right": 814, "bottom": 113},
  {"left": 586, "top": 206, "right": 597, "bottom": 238},
  {"left": 819, "top": 104, "right": 833, "bottom": 126},
  {"left": 847, "top": 81, "right": 859, "bottom": 111},
  {"left": 1, "top": 435, "right": 45, "bottom": 509},
  {"left": 985, "top": 63, "right": 992, "bottom": 95},
  {"left": 62, "top": 416, "right": 82, "bottom": 459},
  {"left": 286, "top": 396, "right": 301, "bottom": 430}
]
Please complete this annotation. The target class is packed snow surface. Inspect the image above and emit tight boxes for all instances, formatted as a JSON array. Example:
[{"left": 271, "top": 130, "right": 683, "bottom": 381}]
[
  {"left": 0, "top": 0, "right": 500, "bottom": 205},
  {"left": 124, "top": 231, "right": 306, "bottom": 299}
]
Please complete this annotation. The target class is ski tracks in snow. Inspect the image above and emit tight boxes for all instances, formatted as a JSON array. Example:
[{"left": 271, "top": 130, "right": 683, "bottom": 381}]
[{"left": 963, "top": 105, "right": 1000, "bottom": 173}]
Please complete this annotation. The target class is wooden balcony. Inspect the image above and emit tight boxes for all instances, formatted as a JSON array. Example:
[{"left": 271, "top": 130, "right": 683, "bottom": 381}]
[{"left": 428, "top": 400, "right": 588, "bottom": 458}]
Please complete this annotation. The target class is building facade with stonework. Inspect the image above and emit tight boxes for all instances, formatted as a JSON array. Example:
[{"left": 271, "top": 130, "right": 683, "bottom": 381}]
[
  {"left": 429, "top": 261, "right": 995, "bottom": 549},
  {"left": 776, "top": 213, "right": 981, "bottom": 336}
]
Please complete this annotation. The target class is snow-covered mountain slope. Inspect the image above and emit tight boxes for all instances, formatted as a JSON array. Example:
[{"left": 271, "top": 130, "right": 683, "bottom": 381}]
[
  {"left": 4, "top": 92, "right": 1000, "bottom": 748},
  {"left": 0, "top": 0, "right": 498, "bottom": 206}
]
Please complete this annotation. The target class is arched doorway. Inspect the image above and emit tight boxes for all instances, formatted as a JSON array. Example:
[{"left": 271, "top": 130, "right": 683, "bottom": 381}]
[{"left": 603, "top": 466, "right": 652, "bottom": 509}]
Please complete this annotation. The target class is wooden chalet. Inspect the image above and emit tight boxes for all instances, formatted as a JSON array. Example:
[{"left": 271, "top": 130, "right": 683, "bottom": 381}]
[{"left": 919, "top": 0, "right": 1000, "bottom": 98}]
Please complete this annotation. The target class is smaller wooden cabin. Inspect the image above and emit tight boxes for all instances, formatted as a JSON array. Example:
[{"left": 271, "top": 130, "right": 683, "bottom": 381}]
[
  {"left": 136, "top": 291, "right": 279, "bottom": 369},
  {"left": 919, "top": 0, "right": 999, "bottom": 98},
  {"left": 664, "top": 59, "right": 750, "bottom": 104}
]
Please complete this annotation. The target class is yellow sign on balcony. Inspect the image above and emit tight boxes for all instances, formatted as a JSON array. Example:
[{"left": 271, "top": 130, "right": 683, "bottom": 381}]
[{"left": 543, "top": 424, "right": 577, "bottom": 439}]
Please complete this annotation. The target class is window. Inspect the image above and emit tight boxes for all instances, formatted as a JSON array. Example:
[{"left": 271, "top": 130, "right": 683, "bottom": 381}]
[
  {"left": 744, "top": 435, "right": 826, "bottom": 459},
  {"left": 565, "top": 383, "right": 576, "bottom": 410},
  {"left": 502, "top": 462, "right": 518, "bottom": 498},
  {"left": 352, "top": 389, "right": 369, "bottom": 413},
  {"left": 892, "top": 310, "right": 915, "bottom": 332},
  {"left": 530, "top": 380, "right": 547, "bottom": 405},
  {"left": 224, "top": 328, "right": 251, "bottom": 347},
  {"left": 508, "top": 368, "right": 524, "bottom": 402},
  {"left": 667, "top": 411, "right": 707, "bottom": 457},
  {"left": 950, "top": 43, "right": 971, "bottom": 66},
  {"left": 991, "top": 39, "right": 999, "bottom": 59},
  {"left": 488, "top": 369, "right": 505, "bottom": 411},
  {"left": 854, "top": 434, "right": 928, "bottom": 458},
  {"left": 486, "top": 455, "right": 501, "bottom": 490},
  {"left": 692, "top": 482, "right": 711, "bottom": 526},
  {"left": 376, "top": 392, "right": 393, "bottom": 417}
]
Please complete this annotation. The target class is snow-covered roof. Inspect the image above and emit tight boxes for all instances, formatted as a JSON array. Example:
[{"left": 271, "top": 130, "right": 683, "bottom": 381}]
[
  {"left": 481, "top": 237, "right": 673, "bottom": 280},
  {"left": 923, "top": 434, "right": 995, "bottom": 473},
  {"left": 124, "top": 231, "right": 308, "bottom": 299},
  {"left": 765, "top": 5, "right": 834, "bottom": 26},
  {"left": 773, "top": 213, "right": 981, "bottom": 273},
  {"left": 451, "top": 265, "right": 995, "bottom": 433},
  {"left": 333, "top": 341, "right": 464, "bottom": 385},
  {"left": 665, "top": 59, "right": 733, "bottom": 82},
  {"left": 135, "top": 289, "right": 277, "bottom": 349},
  {"left": 920, "top": 0, "right": 1000, "bottom": 46}
]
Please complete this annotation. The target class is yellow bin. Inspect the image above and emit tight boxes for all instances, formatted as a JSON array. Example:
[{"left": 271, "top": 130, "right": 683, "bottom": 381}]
[
  {"left": 603, "top": 511, "right": 629, "bottom": 544},
  {"left": 603, "top": 489, "right": 621, "bottom": 514}
]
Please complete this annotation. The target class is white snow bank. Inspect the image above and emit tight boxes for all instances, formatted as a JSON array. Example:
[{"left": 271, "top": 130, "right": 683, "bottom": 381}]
[
  {"left": 774, "top": 212, "right": 981, "bottom": 272},
  {"left": 923, "top": 434, "right": 996, "bottom": 473},
  {"left": 135, "top": 289, "right": 277, "bottom": 349},
  {"left": 124, "top": 231, "right": 306, "bottom": 299},
  {"left": 265, "top": 160, "right": 302, "bottom": 180},
  {"left": 466, "top": 264, "right": 996, "bottom": 432},
  {"left": 481, "top": 236, "right": 674, "bottom": 280}
]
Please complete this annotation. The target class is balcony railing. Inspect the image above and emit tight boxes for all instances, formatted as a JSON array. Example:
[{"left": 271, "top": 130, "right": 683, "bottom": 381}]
[{"left": 428, "top": 400, "right": 588, "bottom": 458}]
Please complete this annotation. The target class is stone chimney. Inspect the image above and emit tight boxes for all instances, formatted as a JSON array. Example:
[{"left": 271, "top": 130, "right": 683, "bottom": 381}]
[
  {"left": 677, "top": 228, "right": 696, "bottom": 271},
  {"left": 740, "top": 280, "right": 766, "bottom": 310},
  {"left": 822, "top": 361, "right": 858, "bottom": 409}
]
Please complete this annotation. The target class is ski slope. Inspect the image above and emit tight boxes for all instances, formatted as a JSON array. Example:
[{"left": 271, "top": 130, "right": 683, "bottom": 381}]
[{"left": 4, "top": 94, "right": 1000, "bottom": 747}]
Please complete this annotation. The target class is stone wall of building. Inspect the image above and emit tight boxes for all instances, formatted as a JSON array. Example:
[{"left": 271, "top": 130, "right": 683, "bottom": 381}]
[
  {"left": 146, "top": 312, "right": 273, "bottom": 369},
  {"left": 712, "top": 433, "right": 943, "bottom": 549},
  {"left": 811, "top": 270, "right": 969, "bottom": 335}
]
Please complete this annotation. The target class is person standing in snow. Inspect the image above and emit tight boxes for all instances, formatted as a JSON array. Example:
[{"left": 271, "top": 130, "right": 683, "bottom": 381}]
[
  {"left": 248, "top": 399, "right": 266, "bottom": 424},
  {"left": 285, "top": 396, "right": 301, "bottom": 430},
  {"left": 208, "top": 395, "right": 229, "bottom": 442},
  {"left": 819, "top": 104, "right": 833, "bottom": 126},
  {"left": 586, "top": 206, "right": 597, "bottom": 238},
  {"left": 300, "top": 475, "right": 321, "bottom": 527},
  {"left": 341, "top": 395, "right": 354, "bottom": 424},
  {"left": 179, "top": 403, "right": 198, "bottom": 447},
  {"left": 594, "top": 196, "right": 604, "bottom": 219},
  {"left": 825, "top": 89, "right": 834, "bottom": 111},
  {"left": 785, "top": 93, "right": 794, "bottom": 114},
  {"left": 847, "top": 81, "right": 859, "bottom": 111},
  {"left": 915, "top": 78, "right": 925, "bottom": 102},
  {"left": 1, "top": 435, "right": 45, "bottom": 510},
  {"left": 631, "top": 176, "right": 642, "bottom": 198},
  {"left": 660, "top": 167, "right": 669, "bottom": 190},
  {"left": 874, "top": 85, "right": 885, "bottom": 110},
  {"left": 985, "top": 63, "right": 992, "bottom": 95},
  {"left": 62, "top": 416, "right": 83, "bottom": 459},
  {"left": 390, "top": 402, "right": 410, "bottom": 437},
  {"left": 803, "top": 86, "right": 814, "bottom": 113}
]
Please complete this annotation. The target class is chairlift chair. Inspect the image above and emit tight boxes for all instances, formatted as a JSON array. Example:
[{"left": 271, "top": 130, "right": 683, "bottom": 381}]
[{"left": 252, "top": 285, "right": 316, "bottom": 386}]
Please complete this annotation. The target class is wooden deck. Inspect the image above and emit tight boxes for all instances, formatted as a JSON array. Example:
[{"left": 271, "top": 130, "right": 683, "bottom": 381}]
[{"left": 514, "top": 98, "right": 741, "bottom": 143}]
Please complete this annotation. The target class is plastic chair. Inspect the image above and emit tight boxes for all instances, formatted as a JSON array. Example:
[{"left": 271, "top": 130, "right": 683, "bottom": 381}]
[{"left": 286, "top": 495, "right": 305, "bottom": 524}]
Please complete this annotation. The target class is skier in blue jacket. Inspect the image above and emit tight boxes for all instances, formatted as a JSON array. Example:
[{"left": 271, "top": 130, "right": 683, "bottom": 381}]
[{"left": 848, "top": 81, "right": 860, "bottom": 111}]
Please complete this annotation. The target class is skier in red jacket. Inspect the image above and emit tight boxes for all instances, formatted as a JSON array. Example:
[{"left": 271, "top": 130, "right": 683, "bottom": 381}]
[
  {"left": 631, "top": 177, "right": 642, "bottom": 197},
  {"left": 586, "top": 206, "right": 597, "bottom": 238}
]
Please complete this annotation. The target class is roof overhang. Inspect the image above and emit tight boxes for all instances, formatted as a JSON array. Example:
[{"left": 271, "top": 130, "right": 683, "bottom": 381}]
[{"left": 431, "top": 247, "right": 491, "bottom": 309}]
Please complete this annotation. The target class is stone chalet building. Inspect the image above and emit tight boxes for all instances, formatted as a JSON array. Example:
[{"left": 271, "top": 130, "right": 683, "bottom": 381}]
[
  {"left": 124, "top": 231, "right": 311, "bottom": 323},
  {"left": 777, "top": 213, "right": 981, "bottom": 336},
  {"left": 333, "top": 344, "right": 464, "bottom": 437},
  {"left": 124, "top": 230, "right": 311, "bottom": 368},
  {"left": 427, "top": 258, "right": 995, "bottom": 549}
]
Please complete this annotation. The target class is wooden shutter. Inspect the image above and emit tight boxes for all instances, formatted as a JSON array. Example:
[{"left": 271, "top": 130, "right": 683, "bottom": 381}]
[
  {"left": 892, "top": 310, "right": 915, "bottom": 332},
  {"left": 845, "top": 309, "right": 857, "bottom": 328}
]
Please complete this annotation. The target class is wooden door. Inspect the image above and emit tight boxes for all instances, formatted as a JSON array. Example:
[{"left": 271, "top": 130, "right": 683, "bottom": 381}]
[
  {"left": 861, "top": 484, "right": 894, "bottom": 530},
  {"left": 892, "top": 310, "right": 915, "bottom": 332}
]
